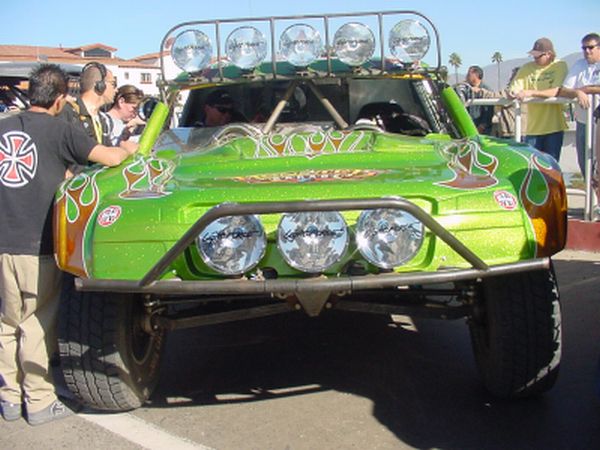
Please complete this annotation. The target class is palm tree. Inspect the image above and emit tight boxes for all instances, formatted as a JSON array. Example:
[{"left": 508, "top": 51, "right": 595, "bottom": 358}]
[
  {"left": 491, "top": 51, "right": 503, "bottom": 90},
  {"left": 448, "top": 53, "right": 462, "bottom": 85}
]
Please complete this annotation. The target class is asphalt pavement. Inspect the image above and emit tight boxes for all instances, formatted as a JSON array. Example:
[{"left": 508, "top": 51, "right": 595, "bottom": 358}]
[{"left": 1, "top": 250, "right": 599, "bottom": 449}]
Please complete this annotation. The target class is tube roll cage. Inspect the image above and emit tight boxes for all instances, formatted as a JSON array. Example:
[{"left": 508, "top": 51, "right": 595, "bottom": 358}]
[{"left": 75, "top": 197, "right": 550, "bottom": 294}]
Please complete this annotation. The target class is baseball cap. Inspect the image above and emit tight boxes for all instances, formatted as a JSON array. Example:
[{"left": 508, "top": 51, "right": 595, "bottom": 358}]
[
  {"left": 205, "top": 89, "right": 234, "bottom": 107},
  {"left": 528, "top": 38, "right": 555, "bottom": 57}
]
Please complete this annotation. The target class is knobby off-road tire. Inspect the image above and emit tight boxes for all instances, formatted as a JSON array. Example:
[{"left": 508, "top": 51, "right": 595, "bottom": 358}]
[
  {"left": 469, "top": 266, "right": 561, "bottom": 398},
  {"left": 58, "top": 282, "right": 166, "bottom": 411}
]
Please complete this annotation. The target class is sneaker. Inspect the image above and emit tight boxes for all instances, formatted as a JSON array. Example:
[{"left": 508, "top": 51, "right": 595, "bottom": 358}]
[
  {"left": 26, "top": 399, "right": 73, "bottom": 426},
  {"left": 1, "top": 400, "right": 21, "bottom": 421}
]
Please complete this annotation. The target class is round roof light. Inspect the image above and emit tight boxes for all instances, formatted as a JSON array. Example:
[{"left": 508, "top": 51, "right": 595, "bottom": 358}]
[
  {"left": 225, "top": 26, "right": 268, "bottom": 70},
  {"left": 279, "top": 23, "right": 323, "bottom": 67},
  {"left": 171, "top": 29, "right": 213, "bottom": 73},
  {"left": 389, "top": 19, "right": 431, "bottom": 63},
  {"left": 333, "top": 22, "right": 375, "bottom": 66},
  {"left": 277, "top": 211, "right": 348, "bottom": 273},
  {"left": 355, "top": 209, "right": 424, "bottom": 269}
]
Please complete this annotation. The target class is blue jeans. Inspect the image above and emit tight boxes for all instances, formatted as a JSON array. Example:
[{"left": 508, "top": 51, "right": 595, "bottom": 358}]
[{"left": 523, "top": 131, "right": 564, "bottom": 162}]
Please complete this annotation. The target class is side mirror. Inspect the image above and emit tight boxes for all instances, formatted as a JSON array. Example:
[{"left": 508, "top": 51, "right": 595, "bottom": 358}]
[{"left": 138, "top": 97, "right": 160, "bottom": 121}]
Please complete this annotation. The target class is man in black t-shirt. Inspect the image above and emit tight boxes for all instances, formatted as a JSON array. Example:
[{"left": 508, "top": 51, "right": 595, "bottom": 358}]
[{"left": 0, "top": 64, "right": 138, "bottom": 426}]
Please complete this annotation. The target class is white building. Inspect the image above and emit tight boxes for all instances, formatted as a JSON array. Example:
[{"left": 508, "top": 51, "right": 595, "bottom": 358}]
[{"left": 0, "top": 43, "right": 162, "bottom": 96}]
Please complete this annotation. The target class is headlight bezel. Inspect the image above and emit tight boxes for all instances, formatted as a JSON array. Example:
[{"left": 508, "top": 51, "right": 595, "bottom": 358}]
[
  {"left": 278, "top": 23, "right": 323, "bottom": 67},
  {"left": 276, "top": 211, "right": 350, "bottom": 273},
  {"left": 225, "top": 25, "right": 268, "bottom": 70},
  {"left": 171, "top": 29, "right": 213, "bottom": 73},
  {"left": 332, "top": 22, "right": 376, "bottom": 66},
  {"left": 355, "top": 208, "right": 425, "bottom": 269},
  {"left": 196, "top": 214, "right": 267, "bottom": 276},
  {"left": 388, "top": 19, "right": 432, "bottom": 63}
]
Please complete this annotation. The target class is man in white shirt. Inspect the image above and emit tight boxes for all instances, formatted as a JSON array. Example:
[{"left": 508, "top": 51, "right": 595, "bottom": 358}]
[{"left": 559, "top": 33, "right": 600, "bottom": 177}]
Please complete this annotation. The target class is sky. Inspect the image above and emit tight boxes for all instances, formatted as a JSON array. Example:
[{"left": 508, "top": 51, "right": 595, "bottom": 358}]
[{"left": 1, "top": 0, "right": 599, "bottom": 70}]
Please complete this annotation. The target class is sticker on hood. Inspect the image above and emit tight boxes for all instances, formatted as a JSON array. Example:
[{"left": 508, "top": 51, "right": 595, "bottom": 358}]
[
  {"left": 494, "top": 190, "right": 518, "bottom": 210},
  {"left": 97, "top": 205, "right": 122, "bottom": 227}
]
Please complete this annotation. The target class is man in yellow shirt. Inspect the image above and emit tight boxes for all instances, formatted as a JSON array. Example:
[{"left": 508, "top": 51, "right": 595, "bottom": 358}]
[{"left": 509, "top": 37, "right": 568, "bottom": 162}]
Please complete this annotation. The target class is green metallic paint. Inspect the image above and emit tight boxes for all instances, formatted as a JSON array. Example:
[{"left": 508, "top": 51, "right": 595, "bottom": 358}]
[
  {"left": 440, "top": 87, "right": 479, "bottom": 139},
  {"left": 54, "top": 124, "right": 563, "bottom": 281},
  {"left": 138, "top": 102, "right": 169, "bottom": 157}
]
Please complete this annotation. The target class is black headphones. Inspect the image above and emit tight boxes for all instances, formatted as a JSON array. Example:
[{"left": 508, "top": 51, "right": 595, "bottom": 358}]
[{"left": 82, "top": 62, "right": 107, "bottom": 95}]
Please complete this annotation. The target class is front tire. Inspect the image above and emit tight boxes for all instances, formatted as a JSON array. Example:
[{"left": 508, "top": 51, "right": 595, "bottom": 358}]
[
  {"left": 469, "top": 266, "right": 561, "bottom": 398},
  {"left": 58, "top": 282, "right": 165, "bottom": 411}
]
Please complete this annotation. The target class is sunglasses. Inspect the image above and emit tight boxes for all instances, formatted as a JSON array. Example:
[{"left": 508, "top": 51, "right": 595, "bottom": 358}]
[
  {"left": 214, "top": 105, "right": 233, "bottom": 114},
  {"left": 582, "top": 44, "right": 599, "bottom": 51}
]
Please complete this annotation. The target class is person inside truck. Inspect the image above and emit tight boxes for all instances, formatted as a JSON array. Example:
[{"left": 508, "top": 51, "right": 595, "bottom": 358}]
[{"left": 355, "top": 101, "right": 430, "bottom": 136}]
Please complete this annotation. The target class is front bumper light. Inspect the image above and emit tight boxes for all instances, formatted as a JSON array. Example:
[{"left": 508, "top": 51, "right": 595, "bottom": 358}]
[
  {"left": 197, "top": 215, "right": 266, "bottom": 275},
  {"left": 277, "top": 211, "right": 348, "bottom": 273},
  {"left": 356, "top": 209, "right": 424, "bottom": 269}
]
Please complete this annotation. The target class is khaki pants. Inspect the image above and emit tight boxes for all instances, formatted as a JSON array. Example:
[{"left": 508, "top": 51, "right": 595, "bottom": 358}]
[{"left": 0, "top": 254, "right": 62, "bottom": 413}]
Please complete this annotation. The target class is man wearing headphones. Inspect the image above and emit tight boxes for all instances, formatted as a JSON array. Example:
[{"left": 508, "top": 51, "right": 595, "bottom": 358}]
[{"left": 59, "top": 61, "right": 117, "bottom": 145}]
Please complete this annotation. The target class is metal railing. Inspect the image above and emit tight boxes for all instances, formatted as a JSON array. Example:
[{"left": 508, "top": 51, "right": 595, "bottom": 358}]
[{"left": 465, "top": 96, "right": 598, "bottom": 221}]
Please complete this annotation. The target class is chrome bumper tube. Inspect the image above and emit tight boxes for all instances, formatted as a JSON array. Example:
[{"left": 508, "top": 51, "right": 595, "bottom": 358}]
[{"left": 76, "top": 258, "right": 550, "bottom": 294}]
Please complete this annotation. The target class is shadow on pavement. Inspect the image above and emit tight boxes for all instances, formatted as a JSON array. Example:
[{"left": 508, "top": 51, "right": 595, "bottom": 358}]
[{"left": 146, "top": 258, "right": 600, "bottom": 449}]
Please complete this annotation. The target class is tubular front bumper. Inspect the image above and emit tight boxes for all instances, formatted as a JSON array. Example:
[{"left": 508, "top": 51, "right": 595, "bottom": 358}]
[{"left": 75, "top": 197, "right": 550, "bottom": 295}]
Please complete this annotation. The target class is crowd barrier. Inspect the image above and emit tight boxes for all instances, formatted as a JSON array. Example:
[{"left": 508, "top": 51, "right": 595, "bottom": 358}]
[{"left": 465, "top": 96, "right": 598, "bottom": 221}]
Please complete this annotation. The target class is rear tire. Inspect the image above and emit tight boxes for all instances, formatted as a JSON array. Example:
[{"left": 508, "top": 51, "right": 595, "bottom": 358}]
[
  {"left": 469, "top": 266, "right": 561, "bottom": 398},
  {"left": 58, "top": 281, "right": 165, "bottom": 411}
]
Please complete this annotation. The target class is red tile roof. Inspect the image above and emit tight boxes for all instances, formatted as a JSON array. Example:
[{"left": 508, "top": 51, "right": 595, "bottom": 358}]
[
  {"left": 0, "top": 45, "right": 75, "bottom": 59},
  {"left": 0, "top": 44, "right": 158, "bottom": 68},
  {"left": 65, "top": 43, "right": 117, "bottom": 52}
]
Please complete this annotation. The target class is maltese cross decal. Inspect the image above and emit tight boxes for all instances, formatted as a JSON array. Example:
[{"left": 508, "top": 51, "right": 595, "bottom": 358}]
[{"left": 0, "top": 130, "right": 38, "bottom": 188}]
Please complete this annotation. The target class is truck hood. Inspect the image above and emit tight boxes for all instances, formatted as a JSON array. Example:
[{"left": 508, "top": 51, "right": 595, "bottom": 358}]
[{"left": 149, "top": 128, "right": 508, "bottom": 204}]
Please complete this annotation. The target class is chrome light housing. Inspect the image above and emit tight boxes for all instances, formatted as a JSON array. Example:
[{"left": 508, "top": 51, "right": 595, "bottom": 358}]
[
  {"left": 278, "top": 211, "right": 348, "bottom": 273},
  {"left": 388, "top": 19, "right": 431, "bottom": 62},
  {"left": 225, "top": 26, "right": 268, "bottom": 69},
  {"left": 333, "top": 22, "right": 375, "bottom": 66},
  {"left": 355, "top": 209, "right": 424, "bottom": 269},
  {"left": 279, "top": 24, "right": 323, "bottom": 67},
  {"left": 171, "top": 29, "right": 213, "bottom": 72},
  {"left": 197, "top": 215, "right": 266, "bottom": 275}
]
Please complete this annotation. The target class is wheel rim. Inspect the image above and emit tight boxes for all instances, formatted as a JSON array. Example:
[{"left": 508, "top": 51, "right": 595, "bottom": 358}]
[{"left": 130, "top": 300, "right": 158, "bottom": 365}]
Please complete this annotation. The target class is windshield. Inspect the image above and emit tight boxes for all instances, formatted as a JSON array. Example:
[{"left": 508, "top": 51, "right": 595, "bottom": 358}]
[{"left": 178, "top": 77, "right": 438, "bottom": 136}]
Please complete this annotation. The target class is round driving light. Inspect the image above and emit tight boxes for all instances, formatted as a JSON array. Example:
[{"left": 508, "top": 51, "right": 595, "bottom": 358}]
[
  {"left": 389, "top": 19, "right": 431, "bottom": 62},
  {"left": 333, "top": 22, "right": 375, "bottom": 66},
  {"left": 277, "top": 211, "right": 348, "bottom": 273},
  {"left": 225, "top": 26, "right": 268, "bottom": 69},
  {"left": 279, "top": 23, "right": 323, "bottom": 67},
  {"left": 171, "top": 29, "right": 213, "bottom": 72},
  {"left": 197, "top": 215, "right": 266, "bottom": 275},
  {"left": 356, "top": 209, "right": 424, "bottom": 269}
]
